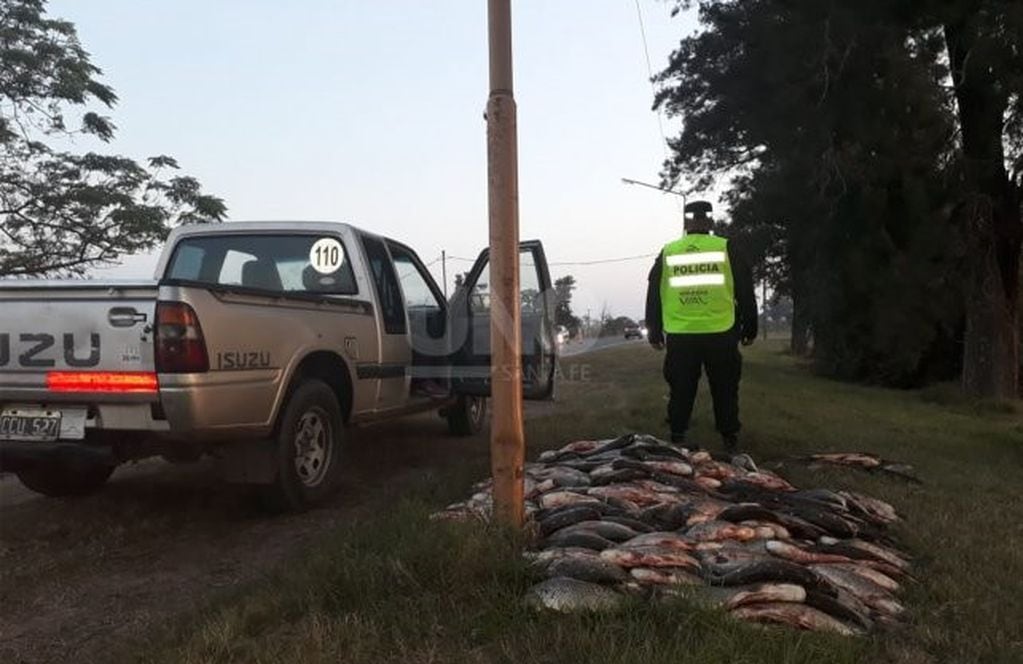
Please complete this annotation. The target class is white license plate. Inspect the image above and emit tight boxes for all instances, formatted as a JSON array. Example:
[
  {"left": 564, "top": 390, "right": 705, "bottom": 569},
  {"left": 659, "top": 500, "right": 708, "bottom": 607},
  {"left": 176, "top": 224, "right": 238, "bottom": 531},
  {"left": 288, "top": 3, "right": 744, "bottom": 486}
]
[{"left": 0, "top": 408, "right": 62, "bottom": 441}]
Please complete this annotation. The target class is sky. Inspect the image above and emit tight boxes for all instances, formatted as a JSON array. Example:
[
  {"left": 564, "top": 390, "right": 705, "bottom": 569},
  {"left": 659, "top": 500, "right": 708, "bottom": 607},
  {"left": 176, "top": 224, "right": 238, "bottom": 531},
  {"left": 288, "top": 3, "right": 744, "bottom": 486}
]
[{"left": 51, "top": 0, "right": 709, "bottom": 321}]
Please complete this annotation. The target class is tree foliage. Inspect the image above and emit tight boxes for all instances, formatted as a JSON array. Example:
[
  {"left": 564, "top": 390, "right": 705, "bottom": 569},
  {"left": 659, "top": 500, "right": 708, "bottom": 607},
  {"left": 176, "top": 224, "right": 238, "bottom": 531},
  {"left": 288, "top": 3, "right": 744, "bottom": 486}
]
[
  {"left": 0, "top": 0, "right": 225, "bottom": 277},
  {"left": 656, "top": 0, "right": 1021, "bottom": 394},
  {"left": 553, "top": 275, "right": 581, "bottom": 335}
]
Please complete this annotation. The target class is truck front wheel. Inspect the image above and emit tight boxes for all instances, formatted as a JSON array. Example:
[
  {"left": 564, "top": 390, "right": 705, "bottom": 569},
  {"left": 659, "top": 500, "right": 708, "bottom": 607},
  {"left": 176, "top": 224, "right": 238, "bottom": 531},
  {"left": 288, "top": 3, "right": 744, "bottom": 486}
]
[
  {"left": 17, "top": 464, "right": 115, "bottom": 497},
  {"left": 259, "top": 379, "right": 344, "bottom": 512},
  {"left": 446, "top": 395, "right": 488, "bottom": 436}
]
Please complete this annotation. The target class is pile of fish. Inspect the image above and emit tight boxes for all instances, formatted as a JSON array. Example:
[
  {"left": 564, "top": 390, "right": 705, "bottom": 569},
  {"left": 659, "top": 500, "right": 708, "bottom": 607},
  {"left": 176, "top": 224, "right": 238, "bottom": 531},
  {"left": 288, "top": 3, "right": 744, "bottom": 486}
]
[{"left": 434, "top": 434, "right": 911, "bottom": 636}]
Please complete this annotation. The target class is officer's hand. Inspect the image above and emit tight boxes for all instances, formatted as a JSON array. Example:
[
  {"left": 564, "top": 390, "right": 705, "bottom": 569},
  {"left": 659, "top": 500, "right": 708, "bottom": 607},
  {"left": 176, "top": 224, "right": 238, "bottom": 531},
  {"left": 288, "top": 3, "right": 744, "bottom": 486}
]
[
  {"left": 649, "top": 333, "right": 665, "bottom": 351},
  {"left": 741, "top": 335, "right": 755, "bottom": 347}
]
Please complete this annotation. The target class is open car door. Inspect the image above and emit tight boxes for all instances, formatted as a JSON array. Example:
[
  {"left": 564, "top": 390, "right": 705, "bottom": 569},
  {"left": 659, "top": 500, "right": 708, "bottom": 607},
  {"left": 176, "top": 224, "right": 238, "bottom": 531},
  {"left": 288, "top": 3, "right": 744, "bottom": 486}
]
[{"left": 449, "top": 240, "right": 556, "bottom": 399}]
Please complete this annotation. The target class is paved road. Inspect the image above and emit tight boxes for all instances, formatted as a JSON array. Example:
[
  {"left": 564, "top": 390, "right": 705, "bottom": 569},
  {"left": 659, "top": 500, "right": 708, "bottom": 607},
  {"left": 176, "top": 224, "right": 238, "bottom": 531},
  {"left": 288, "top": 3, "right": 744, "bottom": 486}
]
[{"left": 559, "top": 336, "right": 645, "bottom": 357}]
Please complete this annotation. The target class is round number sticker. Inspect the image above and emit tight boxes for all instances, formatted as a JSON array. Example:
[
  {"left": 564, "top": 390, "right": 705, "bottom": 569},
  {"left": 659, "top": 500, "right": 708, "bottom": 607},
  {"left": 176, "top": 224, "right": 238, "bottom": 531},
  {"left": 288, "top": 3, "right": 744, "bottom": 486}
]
[{"left": 309, "top": 238, "right": 344, "bottom": 274}]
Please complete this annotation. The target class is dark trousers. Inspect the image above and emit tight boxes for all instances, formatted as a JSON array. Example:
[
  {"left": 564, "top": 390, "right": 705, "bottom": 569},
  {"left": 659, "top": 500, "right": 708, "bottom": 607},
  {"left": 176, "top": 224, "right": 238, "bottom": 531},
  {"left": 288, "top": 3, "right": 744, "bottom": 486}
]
[{"left": 663, "top": 330, "right": 742, "bottom": 439}]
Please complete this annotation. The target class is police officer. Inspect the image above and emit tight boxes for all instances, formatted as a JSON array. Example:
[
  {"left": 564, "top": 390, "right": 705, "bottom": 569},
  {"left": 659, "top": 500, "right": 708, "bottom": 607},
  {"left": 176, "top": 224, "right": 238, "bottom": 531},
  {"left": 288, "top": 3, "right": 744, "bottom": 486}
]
[{"left": 645, "top": 201, "right": 758, "bottom": 452}]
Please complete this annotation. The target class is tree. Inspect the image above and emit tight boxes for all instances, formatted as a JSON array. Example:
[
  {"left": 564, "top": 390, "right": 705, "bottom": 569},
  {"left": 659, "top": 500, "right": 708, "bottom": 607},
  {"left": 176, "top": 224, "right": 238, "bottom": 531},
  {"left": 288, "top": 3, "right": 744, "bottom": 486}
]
[
  {"left": 936, "top": 1, "right": 1022, "bottom": 397},
  {"left": 553, "top": 275, "right": 581, "bottom": 336},
  {"left": 0, "top": 0, "right": 225, "bottom": 278},
  {"left": 655, "top": 0, "right": 971, "bottom": 387}
]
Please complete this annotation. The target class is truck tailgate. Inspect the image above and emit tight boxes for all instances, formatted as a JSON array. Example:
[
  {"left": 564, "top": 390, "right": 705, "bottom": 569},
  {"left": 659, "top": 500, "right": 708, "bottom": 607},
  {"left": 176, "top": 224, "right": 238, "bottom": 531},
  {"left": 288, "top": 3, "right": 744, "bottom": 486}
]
[{"left": 0, "top": 280, "right": 159, "bottom": 403}]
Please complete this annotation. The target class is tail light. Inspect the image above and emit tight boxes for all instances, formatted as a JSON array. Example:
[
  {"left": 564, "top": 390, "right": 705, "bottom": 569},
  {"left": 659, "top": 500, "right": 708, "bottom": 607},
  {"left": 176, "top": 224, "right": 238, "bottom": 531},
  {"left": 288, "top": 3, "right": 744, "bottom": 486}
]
[
  {"left": 155, "top": 302, "right": 209, "bottom": 373},
  {"left": 47, "top": 371, "right": 158, "bottom": 393}
]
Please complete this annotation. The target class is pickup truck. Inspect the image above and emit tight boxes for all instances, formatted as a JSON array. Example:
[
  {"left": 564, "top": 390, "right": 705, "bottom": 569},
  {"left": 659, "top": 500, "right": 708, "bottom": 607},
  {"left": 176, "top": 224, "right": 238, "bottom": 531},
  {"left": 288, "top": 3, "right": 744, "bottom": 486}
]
[{"left": 0, "top": 222, "right": 556, "bottom": 510}]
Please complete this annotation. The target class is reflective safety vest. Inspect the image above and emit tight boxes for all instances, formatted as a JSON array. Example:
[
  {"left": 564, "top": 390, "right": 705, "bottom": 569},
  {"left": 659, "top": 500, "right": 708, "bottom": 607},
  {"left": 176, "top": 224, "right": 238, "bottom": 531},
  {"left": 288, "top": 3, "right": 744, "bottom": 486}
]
[{"left": 659, "top": 234, "right": 735, "bottom": 334}]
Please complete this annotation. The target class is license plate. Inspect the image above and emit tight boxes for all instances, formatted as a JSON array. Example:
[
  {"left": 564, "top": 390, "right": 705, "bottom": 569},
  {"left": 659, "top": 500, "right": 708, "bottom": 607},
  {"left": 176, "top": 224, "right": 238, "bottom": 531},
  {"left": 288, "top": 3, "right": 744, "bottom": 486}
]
[{"left": 0, "top": 409, "right": 62, "bottom": 442}]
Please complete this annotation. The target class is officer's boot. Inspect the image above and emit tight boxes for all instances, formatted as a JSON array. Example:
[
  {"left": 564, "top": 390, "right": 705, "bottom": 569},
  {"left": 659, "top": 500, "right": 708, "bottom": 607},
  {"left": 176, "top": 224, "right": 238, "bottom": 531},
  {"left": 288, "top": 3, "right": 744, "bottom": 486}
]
[{"left": 722, "top": 433, "right": 739, "bottom": 455}]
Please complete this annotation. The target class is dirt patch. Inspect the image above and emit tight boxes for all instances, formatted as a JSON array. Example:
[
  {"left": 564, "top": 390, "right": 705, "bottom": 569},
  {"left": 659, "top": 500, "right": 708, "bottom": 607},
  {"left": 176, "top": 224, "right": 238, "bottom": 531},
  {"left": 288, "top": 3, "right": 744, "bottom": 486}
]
[{"left": 0, "top": 412, "right": 493, "bottom": 664}]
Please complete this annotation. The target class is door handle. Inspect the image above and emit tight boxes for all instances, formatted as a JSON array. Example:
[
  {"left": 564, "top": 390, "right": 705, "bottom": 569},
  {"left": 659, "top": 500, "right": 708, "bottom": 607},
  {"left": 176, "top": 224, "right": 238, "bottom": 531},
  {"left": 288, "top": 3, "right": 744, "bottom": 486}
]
[{"left": 108, "top": 307, "right": 148, "bottom": 328}]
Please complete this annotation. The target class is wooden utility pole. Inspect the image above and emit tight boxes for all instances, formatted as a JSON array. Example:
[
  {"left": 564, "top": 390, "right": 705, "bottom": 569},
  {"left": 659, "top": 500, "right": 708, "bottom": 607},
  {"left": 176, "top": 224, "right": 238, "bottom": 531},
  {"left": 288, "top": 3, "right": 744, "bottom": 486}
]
[{"left": 486, "top": 0, "right": 524, "bottom": 527}]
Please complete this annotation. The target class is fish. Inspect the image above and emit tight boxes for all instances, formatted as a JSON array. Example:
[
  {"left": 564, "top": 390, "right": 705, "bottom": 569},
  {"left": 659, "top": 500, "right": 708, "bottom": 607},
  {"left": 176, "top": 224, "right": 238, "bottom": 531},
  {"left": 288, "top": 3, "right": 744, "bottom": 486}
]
[
  {"left": 526, "top": 478, "right": 558, "bottom": 498},
  {"left": 738, "top": 472, "right": 796, "bottom": 493},
  {"left": 640, "top": 502, "right": 694, "bottom": 530},
  {"left": 818, "top": 562, "right": 900, "bottom": 592},
  {"left": 707, "top": 559, "right": 834, "bottom": 595},
  {"left": 620, "top": 444, "right": 688, "bottom": 461},
  {"left": 589, "top": 434, "right": 639, "bottom": 457},
  {"left": 544, "top": 529, "right": 616, "bottom": 551},
  {"left": 620, "top": 531, "right": 696, "bottom": 551},
  {"left": 686, "top": 520, "right": 757, "bottom": 542},
  {"left": 730, "top": 602, "right": 861, "bottom": 636},
  {"left": 590, "top": 468, "right": 651, "bottom": 486},
  {"left": 809, "top": 565, "right": 904, "bottom": 616},
  {"left": 839, "top": 491, "right": 900, "bottom": 525},
  {"left": 717, "top": 503, "right": 784, "bottom": 524},
  {"left": 524, "top": 547, "right": 597, "bottom": 566},
  {"left": 729, "top": 453, "right": 759, "bottom": 473},
  {"left": 648, "top": 473, "right": 711, "bottom": 494},
  {"left": 545, "top": 556, "right": 630, "bottom": 584},
  {"left": 634, "top": 479, "right": 684, "bottom": 494},
  {"left": 807, "top": 452, "right": 882, "bottom": 469},
  {"left": 630, "top": 567, "right": 703, "bottom": 586},
  {"left": 793, "top": 489, "right": 848, "bottom": 510},
  {"left": 699, "top": 583, "right": 807, "bottom": 609},
  {"left": 539, "top": 491, "right": 602, "bottom": 510},
  {"left": 557, "top": 440, "right": 603, "bottom": 455},
  {"left": 537, "top": 505, "right": 604, "bottom": 536},
  {"left": 689, "top": 450, "right": 712, "bottom": 464},
  {"left": 600, "top": 515, "right": 655, "bottom": 533},
  {"left": 600, "top": 546, "right": 701, "bottom": 570},
  {"left": 804, "top": 589, "right": 874, "bottom": 631},
  {"left": 765, "top": 540, "right": 854, "bottom": 565},
  {"left": 528, "top": 466, "right": 592, "bottom": 488},
  {"left": 524, "top": 577, "right": 624, "bottom": 612},
  {"left": 697, "top": 544, "right": 774, "bottom": 576},
  {"left": 644, "top": 460, "right": 695, "bottom": 477},
  {"left": 554, "top": 520, "right": 640, "bottom": 543},
  {"left": 739, "top": 521, "right": 791, "bottom": 540},
  {"left": 588, "top": 485, "right": 681, "bottom": 507},
  {"left": 693, "top": 460, "right": 740, "bottom": 481},
  {"left": 695, "top": 476, "right": 723, "bottom": 491}
]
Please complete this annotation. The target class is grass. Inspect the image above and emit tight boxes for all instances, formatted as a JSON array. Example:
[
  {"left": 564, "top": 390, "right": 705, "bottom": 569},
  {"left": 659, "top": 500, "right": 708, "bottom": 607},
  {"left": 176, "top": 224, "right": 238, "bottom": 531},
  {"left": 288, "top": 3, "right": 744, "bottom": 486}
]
[{"left": 139, "top": 341, "right": 1023, "bottom": 664}]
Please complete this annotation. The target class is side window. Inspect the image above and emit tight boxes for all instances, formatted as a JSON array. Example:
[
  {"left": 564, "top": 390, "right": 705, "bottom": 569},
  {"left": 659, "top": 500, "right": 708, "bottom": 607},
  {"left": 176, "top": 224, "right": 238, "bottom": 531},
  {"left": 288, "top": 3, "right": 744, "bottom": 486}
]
[
  {"left": 466, "top": 249, "right": 542, "bottom": 315},
  {"left": 361, "top": 236, "right": 407, "bottom": 335},
  {"left": 390, "top": 248, "right": 443, "bottom": 311},
  {"left": 470, "top": 263, "right": 490, "bottom": 314}
]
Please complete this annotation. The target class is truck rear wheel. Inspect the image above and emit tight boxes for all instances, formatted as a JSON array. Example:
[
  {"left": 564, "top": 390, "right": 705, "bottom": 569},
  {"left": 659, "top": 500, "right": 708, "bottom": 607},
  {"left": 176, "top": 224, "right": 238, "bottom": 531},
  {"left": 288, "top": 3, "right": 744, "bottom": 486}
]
[
  {"left": 16, "top": 464, "right": 115, "bottom": 497},
  {"left": 446, "top": 395, "right": 488, "bottom": 436},
  {"left": 259, "top": 379, "right": 344, "bottom": 512}
]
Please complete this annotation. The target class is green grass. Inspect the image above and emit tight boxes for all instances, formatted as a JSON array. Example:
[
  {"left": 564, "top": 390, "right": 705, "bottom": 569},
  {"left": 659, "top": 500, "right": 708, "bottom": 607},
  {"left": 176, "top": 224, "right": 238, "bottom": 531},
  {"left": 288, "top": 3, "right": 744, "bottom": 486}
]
[{"left": 140, "top": 342, "right": 1023, "bottom": 664}]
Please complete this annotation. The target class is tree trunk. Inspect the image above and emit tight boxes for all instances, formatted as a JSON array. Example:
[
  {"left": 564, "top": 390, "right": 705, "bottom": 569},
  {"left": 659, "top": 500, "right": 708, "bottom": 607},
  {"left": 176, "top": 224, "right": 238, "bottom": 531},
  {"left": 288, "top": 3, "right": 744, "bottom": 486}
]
[
  {"left": 791, "top": 289, "right": 810, "bottom": 356},
  {"left": 945, "top": 17, "right": 1022, "bottom": 399}
]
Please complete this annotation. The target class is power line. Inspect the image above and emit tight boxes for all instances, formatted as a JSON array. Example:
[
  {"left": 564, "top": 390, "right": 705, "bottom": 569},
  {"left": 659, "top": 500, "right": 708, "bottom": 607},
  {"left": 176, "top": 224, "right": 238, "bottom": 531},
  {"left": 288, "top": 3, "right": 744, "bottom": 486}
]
[
  {"left": 633, "top": 0, "right": 684, "bottom": 213},
  {"left": 445, "top": 253, "right": 657, "bottom": 267},
  {"left": 550, "top": 253, "right": 657, "bottom": 266}
]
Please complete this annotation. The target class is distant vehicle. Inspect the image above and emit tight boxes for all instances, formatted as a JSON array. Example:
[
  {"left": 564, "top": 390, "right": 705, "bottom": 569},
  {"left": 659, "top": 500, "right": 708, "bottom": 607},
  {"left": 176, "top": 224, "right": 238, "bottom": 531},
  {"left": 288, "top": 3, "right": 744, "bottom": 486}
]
[
  {"left": 555, "top": 325, "right": 569, "bottom": 346},
  {"left": 624, "top": 323, "right": 644, "bottom": 340},
  {"left": 0, "top": 222, "right": 557, "bottom": 510}
]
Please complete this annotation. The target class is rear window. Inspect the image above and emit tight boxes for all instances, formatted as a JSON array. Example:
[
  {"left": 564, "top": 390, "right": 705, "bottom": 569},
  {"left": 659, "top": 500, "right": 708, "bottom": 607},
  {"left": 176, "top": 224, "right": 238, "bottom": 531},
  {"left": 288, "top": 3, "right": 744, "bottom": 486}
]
[{"left": 165, "top": 234, "right": 358, "bottom": 295}]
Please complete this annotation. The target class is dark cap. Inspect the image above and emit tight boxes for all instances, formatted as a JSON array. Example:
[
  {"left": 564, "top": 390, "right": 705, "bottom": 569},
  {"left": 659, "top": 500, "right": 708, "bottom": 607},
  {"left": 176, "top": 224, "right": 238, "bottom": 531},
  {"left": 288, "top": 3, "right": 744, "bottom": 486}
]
[{"left": 684, "top": 201, "right": 713, "bottom": 221}]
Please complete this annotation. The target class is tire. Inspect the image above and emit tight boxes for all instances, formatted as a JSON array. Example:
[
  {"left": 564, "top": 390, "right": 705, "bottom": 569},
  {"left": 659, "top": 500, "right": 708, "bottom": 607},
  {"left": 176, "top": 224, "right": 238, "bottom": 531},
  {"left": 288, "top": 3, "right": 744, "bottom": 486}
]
[
  {"left": 258, "top": 379, "right": 345, "bottom": 512},
  {"left": 446, "top": 395, "right": 488, "bottom": 436},
  {"left": 17, "top": 464, "right": 114, "bottom": 497}
]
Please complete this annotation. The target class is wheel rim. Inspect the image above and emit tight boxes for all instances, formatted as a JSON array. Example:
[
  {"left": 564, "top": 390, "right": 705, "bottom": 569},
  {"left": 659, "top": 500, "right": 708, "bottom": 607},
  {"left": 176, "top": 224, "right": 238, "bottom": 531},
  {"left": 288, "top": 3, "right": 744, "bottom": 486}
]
[
  {"left": 468, "top": 397, "right": 484, "bottom": 426},
  {"left": 293, "top": 407, "right": 333, "bottom": 488}
]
